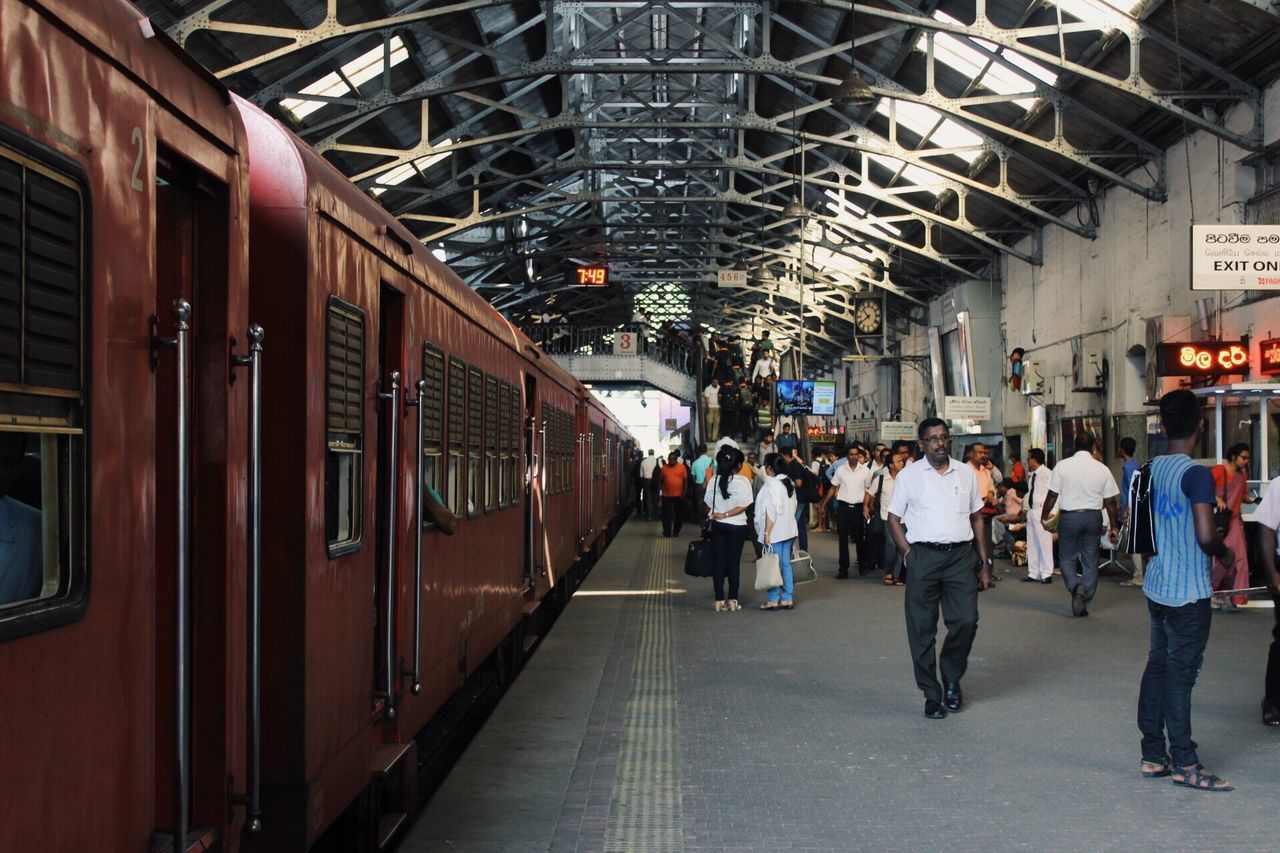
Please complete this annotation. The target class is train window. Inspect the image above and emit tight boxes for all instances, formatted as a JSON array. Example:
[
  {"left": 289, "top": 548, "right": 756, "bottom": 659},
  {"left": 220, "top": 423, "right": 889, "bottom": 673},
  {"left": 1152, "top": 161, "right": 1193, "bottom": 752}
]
[
  {"left": 326, "top": 299, "right": 364, "bottom": 553},
  {"left": 420, "top": 343, "right": 445, "bottom": 528},
  {"left": 506, "top": 384, "right": 520, "bottom": 507},
  {"left": 497, "top": 382, "right": 511, "bottom": 508},
  {"left": 0, "top": 141, "right": 89, "bottom": 640},
  {"left": 467, "top": 366, "right": 482, "bottom": 518},
  {"left": 446, "top": 356, "right": 465, "bottom": 517},
  {"left": 483, "top": 375, "right": 498, "bottom": 512}
]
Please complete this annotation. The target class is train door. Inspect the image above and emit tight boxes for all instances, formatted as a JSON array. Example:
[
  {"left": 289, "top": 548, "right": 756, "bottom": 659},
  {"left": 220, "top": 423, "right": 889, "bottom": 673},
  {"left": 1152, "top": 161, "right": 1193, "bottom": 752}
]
[
  {"left": 152, "top": 150, "right": 236, "bottom": 848},
  {"left": 374, "top": 283, "right": 406, "bottom": 720},
  {"left": 523, "top": 375, "right": 539, "bottom": 585}
]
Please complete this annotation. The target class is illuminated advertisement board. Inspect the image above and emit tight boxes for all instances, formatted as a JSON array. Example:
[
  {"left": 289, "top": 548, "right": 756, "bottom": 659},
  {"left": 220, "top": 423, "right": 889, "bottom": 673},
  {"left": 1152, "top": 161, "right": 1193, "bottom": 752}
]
[{"left": 1156, "top": 340, "right": 1250, "bottom": 376}]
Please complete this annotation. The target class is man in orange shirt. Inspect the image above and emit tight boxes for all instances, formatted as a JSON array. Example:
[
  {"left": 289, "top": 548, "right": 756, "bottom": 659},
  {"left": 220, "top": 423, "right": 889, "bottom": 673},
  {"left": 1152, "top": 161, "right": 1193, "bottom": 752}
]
[{"left": 659, "top": 451, "right": 690, "bottom": 537}]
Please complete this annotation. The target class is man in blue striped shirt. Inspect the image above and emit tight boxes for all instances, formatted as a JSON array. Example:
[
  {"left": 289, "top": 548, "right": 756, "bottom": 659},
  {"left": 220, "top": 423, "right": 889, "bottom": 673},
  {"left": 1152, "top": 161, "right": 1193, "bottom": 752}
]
[{"left": 1137, "top": 390, "right": 1235, "bottom": 792}]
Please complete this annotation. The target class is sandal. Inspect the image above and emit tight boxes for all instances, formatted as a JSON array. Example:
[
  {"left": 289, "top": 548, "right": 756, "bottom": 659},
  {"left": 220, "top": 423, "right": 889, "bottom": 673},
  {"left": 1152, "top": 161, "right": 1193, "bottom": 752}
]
[
  {"left": 1140, "top": 757, "right": 1172, "bottom": 779},
  {"left": 1263, "top": 703, "right": 1280, "bottom": 727},
  {"left": 759, "top": 601, "right": 779, "bottom": 611},
  {"left": 727, "top": 599, "right": 741, "bottom": 612},
  {"left": 714, "top": 600, "right": 726, "bottom": 613},
  {"left": 883, "top": 574, "right": 895, "bottom": 585},
  {"left": 1171, "top": 764, "right": 1233, "bottom": 792},
  {"left": 779, "top": 601, "right": 794, "bottom": 610}
]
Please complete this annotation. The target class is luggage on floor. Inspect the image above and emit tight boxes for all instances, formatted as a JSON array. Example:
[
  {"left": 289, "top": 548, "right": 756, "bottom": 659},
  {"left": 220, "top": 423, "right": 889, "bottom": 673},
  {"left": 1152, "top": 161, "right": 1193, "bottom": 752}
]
[{"left": 684, "top": 538, "right": 714, "bottom": 577}]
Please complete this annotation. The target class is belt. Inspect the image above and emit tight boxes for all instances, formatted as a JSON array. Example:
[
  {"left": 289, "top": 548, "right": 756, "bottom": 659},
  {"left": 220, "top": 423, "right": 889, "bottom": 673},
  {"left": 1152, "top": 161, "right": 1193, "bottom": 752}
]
[
  {"left": 1060, "top": 509, "right": 1097, "bottom": 513},
  {"left": 914, "top": 540, "right": 971, "bottom": 551}
]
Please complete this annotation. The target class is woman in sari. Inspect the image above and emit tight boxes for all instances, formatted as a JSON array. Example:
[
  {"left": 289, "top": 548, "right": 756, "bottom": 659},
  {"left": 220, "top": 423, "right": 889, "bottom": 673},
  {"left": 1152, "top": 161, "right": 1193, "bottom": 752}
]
[{"left": 1212, "top": 443, "right": 1256, "bottom": 610}]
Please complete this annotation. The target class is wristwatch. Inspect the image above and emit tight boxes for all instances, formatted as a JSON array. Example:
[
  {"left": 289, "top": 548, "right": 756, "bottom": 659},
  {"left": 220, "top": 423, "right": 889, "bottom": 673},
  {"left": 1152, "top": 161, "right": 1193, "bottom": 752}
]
[{"left": 984, "top": 557, "right": 994, "bottom": 567}]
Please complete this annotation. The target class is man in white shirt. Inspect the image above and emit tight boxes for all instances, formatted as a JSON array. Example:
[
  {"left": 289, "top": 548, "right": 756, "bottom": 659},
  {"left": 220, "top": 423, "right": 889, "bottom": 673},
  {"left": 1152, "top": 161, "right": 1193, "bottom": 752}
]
[
  {"left": 639, "top": 450, "right": 660, "bottom": 521},
  {"left": 702, "top": 378, "right": 721, "bottom": 441},
  {"left": 820, "top": 445, "right": 873, "bottom": 578},
  {"left": 887, "top": 418, "right": 990, "bottom": 719},
  {"left": 756, "top": 430, "right": 776, "bottom": 460},
  {"left": 1039, "top": 432, "right": 1120, "bottom": 617},
  {"left": 1021, "top": 448, "right": 1055, "bottom": 584},
  {"left": 751, "top": 353, "right": 778, "bottom": 382}
]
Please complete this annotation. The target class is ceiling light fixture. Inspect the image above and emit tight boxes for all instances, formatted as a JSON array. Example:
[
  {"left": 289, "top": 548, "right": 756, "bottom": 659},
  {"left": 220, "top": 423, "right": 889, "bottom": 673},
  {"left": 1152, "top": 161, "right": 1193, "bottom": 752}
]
[
  {"left": 783, "top": 76, "right": 809, "bottom": 219},
  {"left": 832, "top": 1, "right": 875, "bottom": 107}
]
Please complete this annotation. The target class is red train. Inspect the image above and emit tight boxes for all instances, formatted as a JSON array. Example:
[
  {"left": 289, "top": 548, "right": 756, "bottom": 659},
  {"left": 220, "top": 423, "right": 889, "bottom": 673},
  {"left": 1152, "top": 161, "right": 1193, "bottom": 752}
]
[{"left": 0, "top": 1, "right": 633, "bottom": 850}]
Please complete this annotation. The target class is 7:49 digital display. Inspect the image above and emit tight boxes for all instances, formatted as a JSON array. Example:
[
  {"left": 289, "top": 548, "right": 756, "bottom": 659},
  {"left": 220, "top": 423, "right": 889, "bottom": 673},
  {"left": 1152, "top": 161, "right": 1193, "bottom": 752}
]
[{"left": 575, "top": 265, "right": 609, "bottom": 286}]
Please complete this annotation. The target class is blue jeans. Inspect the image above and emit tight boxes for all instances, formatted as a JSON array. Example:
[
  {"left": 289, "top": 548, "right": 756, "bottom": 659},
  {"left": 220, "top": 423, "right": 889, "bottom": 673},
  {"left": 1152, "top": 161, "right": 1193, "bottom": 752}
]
[
  {"left": 1138, "top": 597, "right": 1212, "bottom": 768},
  {"left": 794, "top": 501, "right": 809, "bottom": 551},
  {"left": 766, "top": 538, "right": 795, "bottom": 603}
]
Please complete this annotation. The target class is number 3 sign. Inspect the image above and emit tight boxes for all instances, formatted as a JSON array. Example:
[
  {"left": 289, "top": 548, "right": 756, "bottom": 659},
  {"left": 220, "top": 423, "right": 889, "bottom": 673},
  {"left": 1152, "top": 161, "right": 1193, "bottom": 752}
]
[{"left": 613, "top": 333, "right": 637, "bottom": 356}]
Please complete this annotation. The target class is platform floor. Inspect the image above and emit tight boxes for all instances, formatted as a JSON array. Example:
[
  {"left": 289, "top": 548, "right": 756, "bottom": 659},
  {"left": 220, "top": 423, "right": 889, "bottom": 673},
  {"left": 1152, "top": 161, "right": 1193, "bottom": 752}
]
[{"left": 402, "top": 520, "right": 1277, "bottom": 852}]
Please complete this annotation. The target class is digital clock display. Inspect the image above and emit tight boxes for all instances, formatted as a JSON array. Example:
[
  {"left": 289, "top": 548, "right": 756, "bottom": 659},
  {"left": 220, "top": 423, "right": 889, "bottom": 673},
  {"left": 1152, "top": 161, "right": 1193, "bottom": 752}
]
[{"left": 575, "top": 265, "right": 609, "bottom": 286}]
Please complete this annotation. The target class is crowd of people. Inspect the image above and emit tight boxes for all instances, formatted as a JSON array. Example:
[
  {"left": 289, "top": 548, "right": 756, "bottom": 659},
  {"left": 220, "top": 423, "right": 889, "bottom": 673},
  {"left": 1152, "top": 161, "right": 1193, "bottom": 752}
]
[
  {"left": 630, "top": 388, "right": 1280, "bottom": 793},
  {"left": 700, "top": 331, "right": 782, "bottom": 445}
]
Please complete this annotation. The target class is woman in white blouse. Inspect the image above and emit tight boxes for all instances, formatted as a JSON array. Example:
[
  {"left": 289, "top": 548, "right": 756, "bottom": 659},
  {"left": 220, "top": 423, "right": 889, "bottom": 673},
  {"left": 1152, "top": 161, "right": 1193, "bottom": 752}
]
[
  {"left": 704, "top": 445, "right": 754, "bottom": 612},
  {"left": 757, "top": 453, "right": 799, "bottom": 610}
]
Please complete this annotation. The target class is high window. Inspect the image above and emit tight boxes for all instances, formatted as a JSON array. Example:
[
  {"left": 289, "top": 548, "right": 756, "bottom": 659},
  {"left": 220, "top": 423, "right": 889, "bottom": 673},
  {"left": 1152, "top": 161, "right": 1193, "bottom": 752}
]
[{"left": 325, "top": 298, "right": 364, "bottom": 552}]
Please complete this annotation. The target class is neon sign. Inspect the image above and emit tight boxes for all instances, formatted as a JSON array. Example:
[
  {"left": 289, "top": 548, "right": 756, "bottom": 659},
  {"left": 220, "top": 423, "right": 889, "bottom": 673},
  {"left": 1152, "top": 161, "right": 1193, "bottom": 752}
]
[
  {"left": 574, "top": 265, "right": 609, "bottom": 286},
  {"left": 1260, "top": 337, "right": 1280, "bottom": 376},
  {"left": 1156, "top": 340, "right": 1250, "bottom": 376}
]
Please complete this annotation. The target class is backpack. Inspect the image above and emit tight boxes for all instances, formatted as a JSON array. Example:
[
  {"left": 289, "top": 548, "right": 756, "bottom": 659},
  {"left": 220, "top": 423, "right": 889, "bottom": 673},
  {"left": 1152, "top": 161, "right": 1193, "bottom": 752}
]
[{"left": 1124, "top": 462, "right": 1157, "bottom": 556}]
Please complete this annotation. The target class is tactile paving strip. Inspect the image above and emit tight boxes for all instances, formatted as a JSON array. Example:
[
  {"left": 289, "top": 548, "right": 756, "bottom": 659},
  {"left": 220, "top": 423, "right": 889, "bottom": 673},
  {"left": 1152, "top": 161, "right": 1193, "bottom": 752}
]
[{"left": 601, "top": 537, "right": 683, "bottom": 852}]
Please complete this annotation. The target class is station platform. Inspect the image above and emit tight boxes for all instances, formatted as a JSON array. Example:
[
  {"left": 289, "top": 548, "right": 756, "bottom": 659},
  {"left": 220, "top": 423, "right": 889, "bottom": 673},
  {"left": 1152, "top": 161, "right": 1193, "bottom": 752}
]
[{"left": 402, "top": 521, "right": 1277, "bottom": 852}]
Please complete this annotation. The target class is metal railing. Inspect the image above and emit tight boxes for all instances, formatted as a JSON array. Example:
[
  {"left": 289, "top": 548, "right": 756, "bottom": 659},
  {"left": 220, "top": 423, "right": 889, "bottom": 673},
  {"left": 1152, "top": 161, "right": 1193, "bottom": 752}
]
[{"left": 524, "top": 325, "right": 697, "bottom": 376}]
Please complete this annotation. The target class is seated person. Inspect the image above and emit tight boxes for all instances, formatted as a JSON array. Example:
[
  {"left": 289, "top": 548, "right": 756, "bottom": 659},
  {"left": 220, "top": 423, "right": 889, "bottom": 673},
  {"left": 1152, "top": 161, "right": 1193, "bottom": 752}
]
[{"left": 0, "top": 433, "right": 43, "bottom": 607}]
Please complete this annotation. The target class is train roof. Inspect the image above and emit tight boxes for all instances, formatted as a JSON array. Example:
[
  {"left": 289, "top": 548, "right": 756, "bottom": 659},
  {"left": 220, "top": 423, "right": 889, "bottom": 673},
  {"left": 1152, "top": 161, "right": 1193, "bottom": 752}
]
[
  {"left": 232, "top": 96, "right": 586, "bottom": 395},
  {"left": 19, "top": 0, "right": 240, "bottom": 149}
]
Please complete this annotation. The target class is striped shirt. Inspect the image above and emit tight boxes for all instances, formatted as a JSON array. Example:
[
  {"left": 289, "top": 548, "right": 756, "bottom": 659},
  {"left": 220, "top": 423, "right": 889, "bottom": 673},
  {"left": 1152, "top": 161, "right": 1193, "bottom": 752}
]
[{"left": 1143, "top": 454, "right": 1215, "bottom": 608}]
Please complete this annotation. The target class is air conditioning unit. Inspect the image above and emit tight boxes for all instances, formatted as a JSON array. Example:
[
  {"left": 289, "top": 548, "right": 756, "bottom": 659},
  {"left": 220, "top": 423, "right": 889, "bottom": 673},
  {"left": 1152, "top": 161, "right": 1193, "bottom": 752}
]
[
  {"left": 1144, "top": 315, "right": 1190, "bottom": 403},
  {"left": 1072, "top": 346, "right": 1105, "bottom": 392},
  {"left": 1021, "top": 359, "right": 1046, "bottom": 395}
]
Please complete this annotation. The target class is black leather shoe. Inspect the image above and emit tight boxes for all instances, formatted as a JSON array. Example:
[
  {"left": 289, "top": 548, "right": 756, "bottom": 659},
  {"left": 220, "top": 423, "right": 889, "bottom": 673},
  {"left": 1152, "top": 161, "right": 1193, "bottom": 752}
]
[
  {"left": 924, "top": 699, "right": 947, "bottom": 719},
  {"left": 836, "top": 571, "right": 849, "bottom": 579},
  {"left": 1041, "top": 577, "right": 1054, "bottom": 584},
  {"left": 944, "top": 681, "right": 963, "bottom": 712},
  {"left": 1071, "top": 585, "right": 1086, "bottom": 617},
  {"left": 1021, "top": 576, "right": 1036, "bottom": 583}
]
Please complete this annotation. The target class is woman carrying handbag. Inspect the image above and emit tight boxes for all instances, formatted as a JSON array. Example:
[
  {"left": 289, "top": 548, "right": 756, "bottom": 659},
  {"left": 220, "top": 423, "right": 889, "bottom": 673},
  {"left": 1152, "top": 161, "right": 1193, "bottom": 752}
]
[
  {"left": 704, "top": 445, "right": 754, "bottom": 612},
  {"left": 1211, "top": 443, "right": 1256, "bottom": 610},
  {"left": 756, "top": 453, "right": 799, "bottom": 610}
]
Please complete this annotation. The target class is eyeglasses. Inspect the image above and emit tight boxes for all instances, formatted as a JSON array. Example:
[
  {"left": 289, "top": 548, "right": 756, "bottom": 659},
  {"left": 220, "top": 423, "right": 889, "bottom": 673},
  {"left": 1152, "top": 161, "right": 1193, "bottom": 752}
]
[{"left": 921, "top": 435, "right": 951, "bottom": 446}]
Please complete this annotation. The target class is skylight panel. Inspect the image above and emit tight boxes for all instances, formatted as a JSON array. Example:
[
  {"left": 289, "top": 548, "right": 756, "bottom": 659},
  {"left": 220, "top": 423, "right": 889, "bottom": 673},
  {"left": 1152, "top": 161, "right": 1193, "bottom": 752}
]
[
  {"left": 867, "top": 154, "right": 949, "bottom": 189},
  {"left": 929, "top": 11, "right": 1057, "bottom": 110},
  {"left": 1049, "top": 0, "right": 1136, "bottom": 29},
  {"left": 822, "top": 189, "right": 903, "bottom": 238},
  {"left": 873, "top": 101, "right": 982, "bottom": 161},
  {"left": 370, "top": 140, "right": 454, "bottom": 195},
  {"left": 282, "top": 36, "right": 410, "bottom": 121}
]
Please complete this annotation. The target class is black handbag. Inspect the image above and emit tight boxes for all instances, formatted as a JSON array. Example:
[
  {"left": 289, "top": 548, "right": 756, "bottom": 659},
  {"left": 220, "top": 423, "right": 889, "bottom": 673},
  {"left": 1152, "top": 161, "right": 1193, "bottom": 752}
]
[
  {"left": 1214, "top": 469, "right": 1233, "bottom": 538},
  {"left": 684, "top": 538, "right": 714, "bottom": 577}
]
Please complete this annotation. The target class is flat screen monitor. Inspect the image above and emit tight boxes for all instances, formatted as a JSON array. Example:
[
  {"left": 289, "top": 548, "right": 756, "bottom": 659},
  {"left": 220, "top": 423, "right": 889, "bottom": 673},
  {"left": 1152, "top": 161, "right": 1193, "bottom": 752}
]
[
  {"left": 775, "top": 380, "right": 813, "bottom": 416},
  {"left": 811, "top": 381, "right": 836, "bottom": 416}
]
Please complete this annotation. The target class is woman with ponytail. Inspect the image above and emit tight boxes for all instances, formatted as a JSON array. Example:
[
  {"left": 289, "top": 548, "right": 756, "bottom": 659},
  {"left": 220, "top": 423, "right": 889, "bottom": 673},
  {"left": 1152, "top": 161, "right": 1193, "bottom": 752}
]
[
  {"left": 703, "top": 445, "right": 753, "bottom": 612},
  {"left": 757, "top": 453, "right": 799, "bottom": 609}
]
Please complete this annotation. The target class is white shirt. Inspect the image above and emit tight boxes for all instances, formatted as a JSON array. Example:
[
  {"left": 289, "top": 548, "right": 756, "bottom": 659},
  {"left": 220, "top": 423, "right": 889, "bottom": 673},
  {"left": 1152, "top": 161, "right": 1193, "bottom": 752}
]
[
  {"left": 755, "top": 475, "right": 799, "bottom": 543},
  {"left": 751, "top": 357, "right": 777, "bottom": 381},
  {"left": 1048, "top": 450, "right": 1119, "bottom": 511},
  {"left": 1253, "top": 478, "right": 1280, "bottom": 556},
  {"left": 757, "top": 440, "right": 776, "bottom": 459},
  {"left": 831, "top": 462, "right": 873, "bottom": 504},
  {"left": 704, "top": 475, "right": 754, "bottom": 526},
  {"left": 639, "top": 455, "right": 659, "bottom": 479},
  {"left": 702, "top": 383, "right": 720, "bottom": 409},
  {"left": 1025, "top": 464, "right": 1053, "bottom": 513},
  {"left": 887, "top": 457, "right": 983, "bottom": 544},
  {"left": 870, "top": 471, "right": 897, "bottom": 521}
]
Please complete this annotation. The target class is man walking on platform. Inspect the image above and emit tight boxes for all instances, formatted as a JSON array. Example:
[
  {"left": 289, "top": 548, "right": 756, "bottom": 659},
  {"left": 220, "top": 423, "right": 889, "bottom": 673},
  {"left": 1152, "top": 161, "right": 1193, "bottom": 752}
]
[
  {"left": 1249, "top": 471, "right": 1280, "bottom": 728},
  {"left": 821, "top": 445, "right": 872, "bottom": 578},
  {"left": 1022, "top": 449, "right": 1054, "bottom": 583},
  {"left": 775, "top": 422, "right": 800, "bottom": 457},
  {"left": 888, "top": 418, "right": 991, "bottom": 719},
  {"left": 639, "top": 449, "right": 660, "bottom": 521},
  {"left": 658, "top": 451, "right": 688, "bottom": 537},
  {"left": 1039, "top": 432, "right": 1119, "bottom": 617},
  {"left": 1136, "top": 390, "right": 1234, "bottom": 791},
  {"left": 968, "top": 442, "right": 1000, "bottom": 584},
  {"left": 1118, "top": 436, "right": 1146, "bottom": 587}
]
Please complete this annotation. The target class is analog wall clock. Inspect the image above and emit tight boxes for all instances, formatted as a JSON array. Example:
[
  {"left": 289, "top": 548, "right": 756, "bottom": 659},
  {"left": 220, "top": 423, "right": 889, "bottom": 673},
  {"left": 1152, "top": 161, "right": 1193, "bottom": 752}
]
[{"left": 854, "top": 297, "right": 883, "bottom": 336}]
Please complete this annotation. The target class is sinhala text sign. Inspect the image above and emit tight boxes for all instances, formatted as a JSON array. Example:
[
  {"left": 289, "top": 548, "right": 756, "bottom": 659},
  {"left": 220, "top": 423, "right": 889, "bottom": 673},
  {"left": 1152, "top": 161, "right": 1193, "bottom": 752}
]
[
  {"left": 944, "top": 396, "right": 991, "bottom": 420},
  {"left": 1191, "top": 225, "right": 1280, "bottom": 291}
]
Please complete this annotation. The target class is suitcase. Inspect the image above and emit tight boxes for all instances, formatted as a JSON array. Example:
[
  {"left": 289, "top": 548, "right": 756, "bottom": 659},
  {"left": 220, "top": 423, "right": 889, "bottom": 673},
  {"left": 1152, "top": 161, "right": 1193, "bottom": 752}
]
[{"left": 684, "top": 538, "right": 714, "bottom": 577}]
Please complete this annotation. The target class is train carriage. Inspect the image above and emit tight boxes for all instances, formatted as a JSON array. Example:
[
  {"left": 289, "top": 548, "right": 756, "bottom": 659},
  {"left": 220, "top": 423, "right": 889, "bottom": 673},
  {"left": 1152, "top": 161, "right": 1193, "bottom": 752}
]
[{"left": 0, "top": 0, "right": 253, "bottom": 849}]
